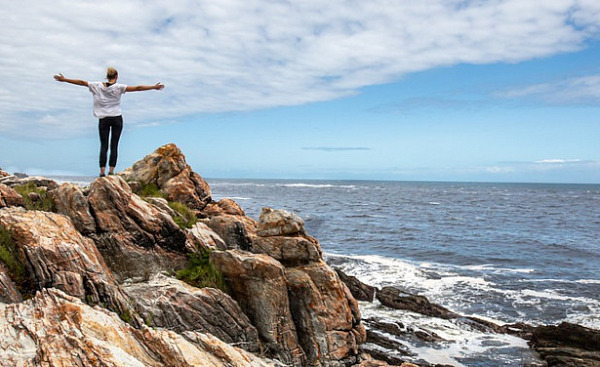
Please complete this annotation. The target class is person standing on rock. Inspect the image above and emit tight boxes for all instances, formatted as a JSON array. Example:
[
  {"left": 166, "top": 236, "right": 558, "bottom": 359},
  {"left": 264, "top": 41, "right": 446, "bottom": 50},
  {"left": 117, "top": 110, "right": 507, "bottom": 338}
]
[{"left": 54, "top": 67, "right": 164, "bottom": 177}]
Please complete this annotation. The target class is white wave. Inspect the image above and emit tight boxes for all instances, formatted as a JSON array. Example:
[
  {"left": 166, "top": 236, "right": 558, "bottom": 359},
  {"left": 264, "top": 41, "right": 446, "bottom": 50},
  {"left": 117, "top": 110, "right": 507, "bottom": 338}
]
[
  {"left": 278, "top": 183, "right": 357, "bottom": 189},
  {"left": 428, "top": 201, "right": 441, "bottom": 205},
  {"left": 224, "top": 196, "right": 251, "bottom": 200}
]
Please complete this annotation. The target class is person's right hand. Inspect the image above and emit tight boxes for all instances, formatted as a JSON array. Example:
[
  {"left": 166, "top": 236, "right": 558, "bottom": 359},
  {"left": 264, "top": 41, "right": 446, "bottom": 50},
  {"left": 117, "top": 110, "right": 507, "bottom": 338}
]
[{"left": 54, "top": 73, "right": 65, "bottom": 82}]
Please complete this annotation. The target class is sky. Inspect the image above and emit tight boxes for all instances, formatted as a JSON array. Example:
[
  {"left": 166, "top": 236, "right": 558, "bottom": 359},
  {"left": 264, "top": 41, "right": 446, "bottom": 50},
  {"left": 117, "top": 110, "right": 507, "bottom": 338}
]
[{"left": 1, "top": 0, "right": 599, "bottom": 183}]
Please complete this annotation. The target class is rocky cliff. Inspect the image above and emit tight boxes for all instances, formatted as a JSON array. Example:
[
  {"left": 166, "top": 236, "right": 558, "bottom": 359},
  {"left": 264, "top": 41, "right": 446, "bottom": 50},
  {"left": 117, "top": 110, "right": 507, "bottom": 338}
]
[{"left": 0, "top": 145, "right": 394, "bottom": 367}]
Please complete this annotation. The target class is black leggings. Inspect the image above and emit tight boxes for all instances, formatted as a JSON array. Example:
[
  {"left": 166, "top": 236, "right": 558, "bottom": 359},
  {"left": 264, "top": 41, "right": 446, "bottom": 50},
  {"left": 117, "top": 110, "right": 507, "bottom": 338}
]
[{"left": 98, "top": 116, "right": 123, "bottom": 168}]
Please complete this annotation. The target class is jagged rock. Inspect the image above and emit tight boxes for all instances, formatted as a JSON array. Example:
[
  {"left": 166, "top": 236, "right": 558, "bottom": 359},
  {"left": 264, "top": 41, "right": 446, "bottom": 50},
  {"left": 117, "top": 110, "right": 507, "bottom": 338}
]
[
  {"left": 0, "top": 263, "right": 22, "bottom": 303},
  {"left": 286, "top": 261, "right": 367, "bottom": 366},
  {"left": 0, "top": 207, "right": 131, "bottom": 316},
  {"left": 376, "top": 287, "right": 459, "bottom": 319},
  {"left": 202, "top": 214, "right": 255, "bottom": 250},
  {"left": 88, "top": 175, "right": 188, "bottom": 281},
  {"left": 119, "top": 143, "right": 212, "bottom": 209},
  {"left": 203, "top": 198, "right": 246, "bottom": 217},
  {"left": 0, "top": 175, "right": 58, "bottom": 191},
  {"left": 335, "top": 268, "right": 377, "bottom": 302},
  {"left": 0, "top": 167, "right": 9, "bottom": 178},
  {"left": 529, "top": 322, "right": 600, "bottom": 367},
  {"left": 123, "top": 274, "right": 260, "bottom": 353},
  {"left": 252, "top": 235, "right": 322, "bottom": 267},
  {"left": 211, "top": 249, "right": 307, "bottom": 366},
  {"left": 51, "top": 182, "right": 96, "bottom": 234},
  {"left": 258, "top": 207, "right": 305, "bottom": 237},
  {"left": 0, "top": 288, "right": 275, "bottom": 367},
  {"left": 187, "top": 221, "right": 227, "bottom": 251},
  {"left": 0, "top": 183, "right": 24, "bottom": 208}
]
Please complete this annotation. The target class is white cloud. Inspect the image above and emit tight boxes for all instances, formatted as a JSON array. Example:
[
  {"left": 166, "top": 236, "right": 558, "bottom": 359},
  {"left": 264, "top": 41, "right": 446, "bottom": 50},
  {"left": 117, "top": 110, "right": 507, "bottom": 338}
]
[
  {"left": 1, "top": 0, "right": 600, "bottom": 138},
  {"left": 498, "top": 75, "right": 600, "bottom": 104}
]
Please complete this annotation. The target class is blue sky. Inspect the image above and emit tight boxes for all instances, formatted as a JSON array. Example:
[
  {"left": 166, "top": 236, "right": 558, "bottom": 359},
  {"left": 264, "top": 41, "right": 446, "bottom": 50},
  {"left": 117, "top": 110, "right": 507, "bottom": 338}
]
[{"left": 1, "top": 0, "right": 599, "bottom": 183}]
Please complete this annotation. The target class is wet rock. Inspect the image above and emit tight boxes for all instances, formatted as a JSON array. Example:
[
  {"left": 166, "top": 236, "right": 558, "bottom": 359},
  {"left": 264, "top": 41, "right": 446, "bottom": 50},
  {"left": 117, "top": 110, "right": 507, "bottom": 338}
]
[
  {"left": 0, "top": 207, "right": 131, "bottom": 316},
  {"left": 257, "top": 207, "right": 305, "bottom": 237},
  {"left": 88, "top": 175, "right": 188, "bottom": 281},
  {"left": 211, "top": 249, "right": 306, "bottom": 366},
  {"left": 335, "top": 267, "right": 377, "bottom": 302},
  {"left": 529, "top": 322, "right": 600, "bottom": 367},
  {"left": 123, "top": 274, "right": 260, "bottom": 353},
  {"left": 376, "top": 287, "right": 459, "bottom": 319},
  {"left": 119, "top": 143, "right": 212, "bottom": 209},
  {"left": 0, "top": 183, "right": 24, "bottom": 208},
  {"left": 51, "top": 182, "right": 96, "bottom": 234},
  {"left": 0, "top": 288, "right": 275, "bottom": 367}
]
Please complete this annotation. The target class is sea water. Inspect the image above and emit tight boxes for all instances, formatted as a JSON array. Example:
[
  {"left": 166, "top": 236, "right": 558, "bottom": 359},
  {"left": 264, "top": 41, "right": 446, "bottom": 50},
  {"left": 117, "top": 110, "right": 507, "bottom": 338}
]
[{"left": 208, "top": 179, "right": 600, "bottom": 367}]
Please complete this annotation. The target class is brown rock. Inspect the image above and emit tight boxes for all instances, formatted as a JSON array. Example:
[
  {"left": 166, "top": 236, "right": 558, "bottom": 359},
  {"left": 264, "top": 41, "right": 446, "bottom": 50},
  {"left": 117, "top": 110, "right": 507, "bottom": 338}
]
[
  {"left": 88, "top": 175, "right": 188, "bottom": 281},
  {"left": 257, "top": 207, "right": 305, "bottom": 237},
  {"left": 0, "top": 288, "right": 275, "bottom": 367},
  {"left": 286, "top": 261, "right": 366, "bottom": 366},
  {"left": 211, "top": 249, "right": 306, "bottom": 366},
  {"left": 123, "top": 274, "right": 260, "bottom": 353},
  {"left": 0, "top": 207, "right": 130, "bottom": 316},
  {"left": 0, "top": 263, "right": 22, "bottom": 303},
  {"left": 0, "top": 183, "right": 24, "bottom": 208},
  {"left": 0, "top": 176, "right": 58, "bottom": 191},
  {"left": 51, "top": 182, "right": 96, "bottom": 234},
  {"left": 119, "top": 143, "right": 212, "bottom": 209},
  {"left": 376, "top": 286, "right": 459, "bottom": 319},
  {"left": 202, "top": 198, "right": 246, "bottom": 217},
  {"left": 186, "top": 221, "right": 227, "bottom": 251},
  {"left": 203, "top": 214, "right": 255, "bottom": 250},
  {"left": 252, "top": 235, "right": 322, "bottom": 266}
]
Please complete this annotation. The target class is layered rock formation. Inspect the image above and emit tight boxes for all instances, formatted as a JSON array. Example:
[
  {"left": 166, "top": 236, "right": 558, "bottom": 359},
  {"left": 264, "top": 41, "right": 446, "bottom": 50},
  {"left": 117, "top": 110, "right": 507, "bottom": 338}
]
[{"left": 0, "top": 144, "right": 373, "bottom": 367}]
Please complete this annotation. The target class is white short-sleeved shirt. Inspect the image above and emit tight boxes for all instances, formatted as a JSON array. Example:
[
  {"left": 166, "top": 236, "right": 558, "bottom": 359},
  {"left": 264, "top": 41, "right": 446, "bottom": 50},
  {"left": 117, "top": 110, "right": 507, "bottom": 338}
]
[{"left": 88, "top": 81, "right": 128, "bottom": 118}]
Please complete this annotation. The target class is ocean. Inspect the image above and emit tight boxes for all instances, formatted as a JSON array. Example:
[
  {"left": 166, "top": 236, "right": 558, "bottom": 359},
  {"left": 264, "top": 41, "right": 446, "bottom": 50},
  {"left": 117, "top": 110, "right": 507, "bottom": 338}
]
[
  {"left": 53, "top": 176, "right": 600, "bottom": 366},
  {"left": 207, "top": 179, "right": 600, "bottom": 367}
]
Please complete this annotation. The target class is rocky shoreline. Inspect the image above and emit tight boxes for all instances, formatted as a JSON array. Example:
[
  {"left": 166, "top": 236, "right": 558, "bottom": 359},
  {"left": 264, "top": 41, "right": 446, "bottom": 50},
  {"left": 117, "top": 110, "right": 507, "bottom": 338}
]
[{"left": 1, "top": 143, "right": 599, "bottom": 367}]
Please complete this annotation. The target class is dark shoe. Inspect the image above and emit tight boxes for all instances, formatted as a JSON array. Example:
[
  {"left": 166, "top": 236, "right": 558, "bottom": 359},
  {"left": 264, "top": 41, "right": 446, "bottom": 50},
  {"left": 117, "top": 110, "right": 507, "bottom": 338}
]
[
  {"left": 99, "top": 173, "right": 106, "bottom": 177},
  {"left": 108, "top": 172, "right": 115, "bottom": 175}
]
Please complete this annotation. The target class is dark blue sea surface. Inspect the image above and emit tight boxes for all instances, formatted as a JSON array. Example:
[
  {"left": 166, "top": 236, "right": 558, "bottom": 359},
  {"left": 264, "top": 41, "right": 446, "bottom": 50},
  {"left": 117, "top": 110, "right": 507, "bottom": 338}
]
[{"left": 208, "top": 179, "right": 600, "bottom": 366}]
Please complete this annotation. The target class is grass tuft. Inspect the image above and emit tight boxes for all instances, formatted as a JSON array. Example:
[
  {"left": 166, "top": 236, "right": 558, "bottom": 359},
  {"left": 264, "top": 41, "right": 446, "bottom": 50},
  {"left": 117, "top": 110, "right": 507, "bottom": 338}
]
[
  {"left": 176, "top": 249, "right": 228, "bottom": 292},
  {"left": 168, "top": 201, "right": 197, "bottom": 229},
  {"left": 13, "top": 182, "right": 55, "bottom": 212}
]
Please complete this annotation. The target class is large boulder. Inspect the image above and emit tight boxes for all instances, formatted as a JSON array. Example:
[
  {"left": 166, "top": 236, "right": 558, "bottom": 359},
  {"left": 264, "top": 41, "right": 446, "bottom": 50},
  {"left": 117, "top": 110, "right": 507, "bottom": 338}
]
[
  {"left": 202, "top": 214, "right": 256, "bottom": 250},
  {"left": 0, "top": 288, "right": 275, "bottom": 367},
  {"left": 88, "top": 175, "right": 188, "bottom": 281},
  {"left": 186, "top": 221, "right": 227, "bottom": 251},
  {"left": 211, "top": 249, "right": 306, "bottom": 366},
  {"left": 286, "top": 262, "right": 366, "bottom": 366},
  {"left": 257, "top": 207, "right": 305, "bottom": 237},
  {"left": 51, "top": 182, "right": 96, "bottom": 234},
  {"left": 123, "top": 274, "right": 260, "bottom": 353},
  {"left": 0, "top": 184, "right": 24, "bottom": 208},
  {"left": 0, "top": 207, "right": 131, "bottom": 316},
  {"left": 119, "top": 143, "right": 212, "bottom": 209}
]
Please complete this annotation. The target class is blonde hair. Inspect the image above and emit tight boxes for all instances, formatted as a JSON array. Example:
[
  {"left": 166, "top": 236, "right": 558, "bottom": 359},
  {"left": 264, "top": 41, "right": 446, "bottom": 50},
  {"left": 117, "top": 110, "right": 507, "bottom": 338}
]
[{"left": 106, "top": 67, "right": 118, "bottom": 80}]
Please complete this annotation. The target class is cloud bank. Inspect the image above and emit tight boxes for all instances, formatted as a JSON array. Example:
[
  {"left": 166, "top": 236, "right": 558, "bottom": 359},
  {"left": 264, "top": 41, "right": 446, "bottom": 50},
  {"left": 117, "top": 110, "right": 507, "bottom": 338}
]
[{"left": 1, "top": 0, "right": 600, "bottom": 138}]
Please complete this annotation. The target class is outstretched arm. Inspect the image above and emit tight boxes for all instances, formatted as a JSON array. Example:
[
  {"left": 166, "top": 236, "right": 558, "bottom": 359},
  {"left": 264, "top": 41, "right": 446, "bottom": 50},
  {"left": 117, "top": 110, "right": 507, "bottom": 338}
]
[
  {"left": 126, "top": 83, "right": 164, "bottom": 92},
  {"left": 53, "top": 73, "right": 88, "bottom": 87}
]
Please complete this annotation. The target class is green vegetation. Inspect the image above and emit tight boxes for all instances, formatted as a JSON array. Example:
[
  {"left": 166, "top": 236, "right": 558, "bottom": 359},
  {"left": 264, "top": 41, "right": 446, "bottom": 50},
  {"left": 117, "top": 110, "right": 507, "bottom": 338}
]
[
  {"left": 0, "top": 225, "right": 35, "bottom": 298},
  {"left": 136, "top": 182, "right": 167, "bottom": 199},
  {"left": 168, "top": 201, "right": 197, "bottom": 229},
  {"left": 13, "top": 182, "right": 56, "bottom": 212},
  {"left": 0, "top": 226, "right": 25, "bottom": 281},
  {"left": 176, "top": 249, "right": 228, "bottom": 292},
  {"left": 119, "top": 309, "right": 132, "bottom": 324}
]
